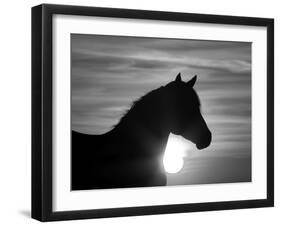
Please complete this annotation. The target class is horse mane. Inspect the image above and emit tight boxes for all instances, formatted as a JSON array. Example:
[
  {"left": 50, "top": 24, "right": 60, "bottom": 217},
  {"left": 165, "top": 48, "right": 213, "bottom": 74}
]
[
  {"left": 114, "top": 86, "right": 165, "bottom": 129},
  {"left": 112, "top": 78, "right": 201, "bottom": 131}
]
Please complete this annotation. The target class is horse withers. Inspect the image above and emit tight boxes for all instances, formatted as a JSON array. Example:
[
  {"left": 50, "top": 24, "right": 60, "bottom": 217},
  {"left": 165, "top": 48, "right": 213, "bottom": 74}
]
[{"left": 72, "top": 73, "right": 211, "bottom": 190}]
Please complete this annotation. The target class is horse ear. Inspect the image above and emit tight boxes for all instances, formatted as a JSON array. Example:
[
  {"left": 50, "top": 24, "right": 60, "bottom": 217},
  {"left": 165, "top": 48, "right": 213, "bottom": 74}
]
[
  {"left": 186, "top": 75, "right": 197, "bottom": 87},
  {"left": 175, "top": 73, "right": 182, "bottom": 83}
]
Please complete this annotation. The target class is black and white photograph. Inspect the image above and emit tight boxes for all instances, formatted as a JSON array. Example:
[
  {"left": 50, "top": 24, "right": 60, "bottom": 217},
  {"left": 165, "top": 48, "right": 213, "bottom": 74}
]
[{"left": 71, "top": 34, "right": 252, "bottom": 190}]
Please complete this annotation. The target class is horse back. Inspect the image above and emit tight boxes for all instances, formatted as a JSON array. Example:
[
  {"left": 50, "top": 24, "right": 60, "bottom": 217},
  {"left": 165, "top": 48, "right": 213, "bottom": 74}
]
[{"left": 71, "top": 130, "right": 167, "bottom": 190}]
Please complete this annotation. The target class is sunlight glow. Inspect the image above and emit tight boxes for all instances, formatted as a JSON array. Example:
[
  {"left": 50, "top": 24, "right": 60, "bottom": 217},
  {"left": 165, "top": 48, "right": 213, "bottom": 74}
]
[{"left": 163, "top": 133, "right": 190, "bottom": 174}]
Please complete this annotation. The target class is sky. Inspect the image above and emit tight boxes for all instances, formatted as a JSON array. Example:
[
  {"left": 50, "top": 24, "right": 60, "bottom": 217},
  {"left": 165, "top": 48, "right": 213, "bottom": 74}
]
[{"left": 71, "top": 34, "right": 252, "bottom": 185}]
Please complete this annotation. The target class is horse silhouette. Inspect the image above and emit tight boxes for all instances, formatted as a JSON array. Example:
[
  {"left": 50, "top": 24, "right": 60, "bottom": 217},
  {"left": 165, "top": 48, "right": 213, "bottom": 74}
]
[{"left": 72, "top": 74, "right": 212, "bottom": 190}]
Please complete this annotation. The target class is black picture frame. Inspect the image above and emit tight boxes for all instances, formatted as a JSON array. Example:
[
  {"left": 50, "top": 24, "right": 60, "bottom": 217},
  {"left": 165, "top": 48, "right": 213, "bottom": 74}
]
[{"left": 32, "top": 3, "right": 274, "bottom": 222}]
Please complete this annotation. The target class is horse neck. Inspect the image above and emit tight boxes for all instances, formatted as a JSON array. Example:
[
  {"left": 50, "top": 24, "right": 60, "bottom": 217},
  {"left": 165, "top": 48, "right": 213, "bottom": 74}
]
[{"left": 110, "top": 89, "right": 170, "bottom": 141}]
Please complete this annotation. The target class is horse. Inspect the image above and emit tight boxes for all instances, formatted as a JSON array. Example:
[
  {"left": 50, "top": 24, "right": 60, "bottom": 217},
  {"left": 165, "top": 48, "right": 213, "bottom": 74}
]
[{"left": 71, "top": 73, "right": 212, "bottom": 190}]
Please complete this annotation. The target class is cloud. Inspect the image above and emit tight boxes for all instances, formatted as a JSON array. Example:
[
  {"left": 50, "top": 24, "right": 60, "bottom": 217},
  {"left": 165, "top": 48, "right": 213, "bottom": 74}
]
[{"left": 167, "top": 156, "right": 251, "bottom": 185}]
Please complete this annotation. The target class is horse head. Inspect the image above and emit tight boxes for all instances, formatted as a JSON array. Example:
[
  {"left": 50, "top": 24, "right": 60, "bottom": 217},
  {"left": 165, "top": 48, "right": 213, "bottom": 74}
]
[{"left": 164, "top": 73, "right": 211, "bottom": 150}]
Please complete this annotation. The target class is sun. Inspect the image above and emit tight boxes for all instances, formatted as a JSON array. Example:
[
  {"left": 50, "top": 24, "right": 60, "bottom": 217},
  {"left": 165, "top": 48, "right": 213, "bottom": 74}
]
[
  {"left": 163, "top": 133, "right": 189, "bottom": 174},
  {"left": 163, "top": 155, "right": 184, "bottom": 174}
]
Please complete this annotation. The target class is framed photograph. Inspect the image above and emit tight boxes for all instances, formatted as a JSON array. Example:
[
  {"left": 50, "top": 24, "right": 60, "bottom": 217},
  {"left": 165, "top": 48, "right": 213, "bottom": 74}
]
[{"left": 32, "top": 4, "right": 274, "bottom": 221}]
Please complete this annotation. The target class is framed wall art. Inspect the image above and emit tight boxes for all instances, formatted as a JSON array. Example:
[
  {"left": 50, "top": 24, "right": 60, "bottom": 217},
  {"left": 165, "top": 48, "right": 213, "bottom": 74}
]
[{"left": 32, "top": 4, "right": 274, "bottom": 221}]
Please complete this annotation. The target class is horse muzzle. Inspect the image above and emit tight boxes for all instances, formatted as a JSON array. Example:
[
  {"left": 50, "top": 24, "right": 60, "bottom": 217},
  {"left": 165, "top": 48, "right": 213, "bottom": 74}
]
[{"left": 196, "top": 130, "right": 212, "bottom": 150}]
